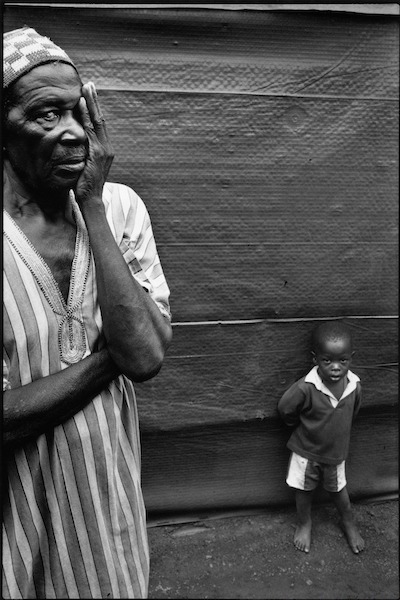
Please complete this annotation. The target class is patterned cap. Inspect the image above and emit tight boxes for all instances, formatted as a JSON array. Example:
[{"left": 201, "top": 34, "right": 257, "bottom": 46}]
[{"left": 3, "top": 26, "right": 77, "bottom": 88}]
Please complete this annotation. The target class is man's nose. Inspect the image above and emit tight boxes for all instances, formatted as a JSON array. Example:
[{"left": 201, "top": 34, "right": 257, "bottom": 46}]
[{"left": 59, "top": 112, "right": 86, "bottom": 143}]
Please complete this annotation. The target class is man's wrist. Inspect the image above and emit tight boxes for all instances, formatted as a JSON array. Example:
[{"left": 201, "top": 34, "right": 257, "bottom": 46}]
[{"left": 79, "top": 195, "right": 107, "bottom": 223}]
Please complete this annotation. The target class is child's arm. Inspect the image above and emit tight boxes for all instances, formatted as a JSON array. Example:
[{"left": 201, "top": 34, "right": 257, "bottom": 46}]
[
  {"left": 352, "top": 383, "right": 362, "bottom": 421},
  {"left": 277, "top": 382, "right": 306, "bottom": 427}
]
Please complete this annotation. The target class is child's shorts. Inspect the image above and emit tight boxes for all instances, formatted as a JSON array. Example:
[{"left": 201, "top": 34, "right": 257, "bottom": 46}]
[{"left": 286, "top": 452, "right": 346, "bottom": 493}]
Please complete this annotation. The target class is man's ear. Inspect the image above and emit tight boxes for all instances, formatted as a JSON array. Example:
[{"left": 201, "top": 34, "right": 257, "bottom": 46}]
[{"left": 311, "top": 351, "right": 317, "bottom": 364}]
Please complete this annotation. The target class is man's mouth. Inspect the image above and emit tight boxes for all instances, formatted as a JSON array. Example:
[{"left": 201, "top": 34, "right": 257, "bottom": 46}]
[
  {"left": 54, "top": 156, "right": 86, "bottom": 172},
  {"left": 54, "top": 154, "right": 86, "bottom": 165}
]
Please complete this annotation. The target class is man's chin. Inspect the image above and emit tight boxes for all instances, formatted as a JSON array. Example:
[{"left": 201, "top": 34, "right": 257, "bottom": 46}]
[
  {"left": 31, "top": 175, "right": 81, "bottom": 198},
  {"left": 48, "top": 170, "right": 83, "bottom": 190}
]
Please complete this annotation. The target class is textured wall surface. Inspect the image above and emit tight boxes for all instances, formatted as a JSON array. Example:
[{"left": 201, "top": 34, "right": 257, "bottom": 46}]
[{"left": 4, "top": 6, "right": 398, "bottom": 515}]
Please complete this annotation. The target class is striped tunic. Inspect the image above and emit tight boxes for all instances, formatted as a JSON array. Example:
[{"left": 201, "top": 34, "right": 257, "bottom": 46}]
[{"left": 3, "top": 182, "right": 171, "bottom": 599}]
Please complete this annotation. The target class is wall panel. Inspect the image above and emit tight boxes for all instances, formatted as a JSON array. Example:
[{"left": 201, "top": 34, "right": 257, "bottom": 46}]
[
  {"left": 141, "top": 411, "right": 397, "bottom": 513},
  {"left": 4, "top": 6, "right": 398, "bottom": 513},
  {"left": 136, "top": 317, "right": 398, "bottom": 431}
]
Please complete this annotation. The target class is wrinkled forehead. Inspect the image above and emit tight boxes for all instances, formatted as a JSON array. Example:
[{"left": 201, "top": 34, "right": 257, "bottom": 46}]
[
  {"left": 5, "top": 62, "right": 82, "bottom": 110},
  {"left": 16, "top": 61, "right": 81, "bottom": 90}
]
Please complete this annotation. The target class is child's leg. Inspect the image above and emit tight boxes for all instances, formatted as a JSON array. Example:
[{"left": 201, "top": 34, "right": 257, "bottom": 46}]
[
  {"left": 330, "top": 486, "right": 365, "bottom": 554},
  {"left": 294, "top": 489, "right": 314, "bottom": 553}
]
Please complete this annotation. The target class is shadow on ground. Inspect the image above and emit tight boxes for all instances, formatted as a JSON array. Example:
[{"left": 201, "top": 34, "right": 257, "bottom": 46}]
[{"left": 148, "top": 499, "right": 398, "bottom": 599}]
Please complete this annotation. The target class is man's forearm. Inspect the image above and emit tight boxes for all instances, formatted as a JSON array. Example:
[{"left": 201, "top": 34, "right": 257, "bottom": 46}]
[
  {"left": 3, "top": 349, "right": 119, "bottom": 449},
  {"left": 80, "top": 199, "right": 172, "bottom": 381},
  {"left": 73, "top": 82, "right": 172, "bottom": 381}
]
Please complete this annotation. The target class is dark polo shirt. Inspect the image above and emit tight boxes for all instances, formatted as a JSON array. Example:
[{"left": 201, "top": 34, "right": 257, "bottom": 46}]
[{"left": 278, "top": 367, "right": 362, "bottom": 465}]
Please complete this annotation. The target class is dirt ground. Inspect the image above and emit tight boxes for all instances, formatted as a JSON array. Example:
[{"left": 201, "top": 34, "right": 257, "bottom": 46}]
[{"left": 147, "top": 499, "right": 398, "bottom": 599}]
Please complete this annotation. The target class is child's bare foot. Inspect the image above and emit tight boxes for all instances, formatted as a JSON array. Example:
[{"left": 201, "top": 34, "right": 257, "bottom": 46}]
[
  {"left": 294, "top": 520, "right": 311, "bottom": 553},
  {"left": 341, "top": 518, "right": 365, "bottom": 554}
]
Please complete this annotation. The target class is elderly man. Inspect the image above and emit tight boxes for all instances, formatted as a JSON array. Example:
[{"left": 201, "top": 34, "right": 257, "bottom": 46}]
[{"left": 3, "top": 27, "right": 172, "bottom": 598}]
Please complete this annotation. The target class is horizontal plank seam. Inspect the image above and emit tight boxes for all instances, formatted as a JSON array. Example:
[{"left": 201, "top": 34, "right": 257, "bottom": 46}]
[
  {"left": 160, "top": 242, "right": 398, "bottom": 246},
  {"left": 165, "top": 353, "right": 398, "bottom": 365},
  {"left": 166, "top": 356, "right": 399, "bottom": 370},
  {"left": 14, "top": 4, "right": 400, "bottom": 15},
  {"left": 141, "top": 405, "right": 398, "bottom": 435},
  {"left": 95, "top": 87, "right": 399, "bottom": 102},
  {"left": 171, "top": 315, "right": 398, "bottom": 327},
  {"left": 146, "top": 492, "right": 400, "bottom": 528}
]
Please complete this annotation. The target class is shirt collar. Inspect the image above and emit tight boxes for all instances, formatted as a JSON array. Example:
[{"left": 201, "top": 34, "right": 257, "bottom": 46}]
[{"left": 305, "top": 365, "right": 360, "bottom": 402}]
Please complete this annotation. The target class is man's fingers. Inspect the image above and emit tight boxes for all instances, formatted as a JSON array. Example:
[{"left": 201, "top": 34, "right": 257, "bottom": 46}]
[
  {"left": 79, "top": 97, "right": 93, "bottom": 131},
  {"left": 81, "top": 82, "right": 108, "bottom": 132}
]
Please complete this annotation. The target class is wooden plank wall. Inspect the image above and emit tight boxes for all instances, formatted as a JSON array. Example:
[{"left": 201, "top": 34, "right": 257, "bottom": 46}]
[{"left": 4, "top": 6, "right": 398, "bottom": 516}]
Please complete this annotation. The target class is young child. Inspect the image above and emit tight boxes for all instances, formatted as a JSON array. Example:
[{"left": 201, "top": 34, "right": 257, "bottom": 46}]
[{"left": 278, "top": 321, "right": 365, "bottom": 554}]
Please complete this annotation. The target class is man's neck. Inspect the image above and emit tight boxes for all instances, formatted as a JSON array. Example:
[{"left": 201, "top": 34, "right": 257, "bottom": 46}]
[{"left": 3, "top": 159, "right": 72, "bottom": 221}]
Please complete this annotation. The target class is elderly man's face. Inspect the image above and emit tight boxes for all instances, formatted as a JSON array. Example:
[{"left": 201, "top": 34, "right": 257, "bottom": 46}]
[{"left": 4, "top": 62, "right": 87, "bottom": 194}]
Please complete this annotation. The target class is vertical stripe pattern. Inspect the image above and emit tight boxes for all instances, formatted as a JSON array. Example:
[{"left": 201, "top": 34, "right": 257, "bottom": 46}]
[{"left": 3, "top": 182, "right": 171, "bottom": 598}]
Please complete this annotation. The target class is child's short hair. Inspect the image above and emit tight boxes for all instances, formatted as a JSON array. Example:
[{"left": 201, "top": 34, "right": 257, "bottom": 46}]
[{"left": 312, "top": 321, "right": 353, "bottom": 353}]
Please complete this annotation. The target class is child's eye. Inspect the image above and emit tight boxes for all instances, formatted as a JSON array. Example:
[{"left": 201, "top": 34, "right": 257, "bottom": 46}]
[{"left": 323, "top": 359, "right": 330, "bottom": 364}]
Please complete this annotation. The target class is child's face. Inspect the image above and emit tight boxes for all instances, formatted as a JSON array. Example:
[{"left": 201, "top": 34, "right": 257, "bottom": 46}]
[{"left": 313, "top": 337, "right": 354, "bottom": 386}]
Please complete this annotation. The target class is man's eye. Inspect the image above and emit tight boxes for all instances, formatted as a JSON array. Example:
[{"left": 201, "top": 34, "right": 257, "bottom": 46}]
[{"left": 37, "top": 110, "right": 60, "bottom": 122}]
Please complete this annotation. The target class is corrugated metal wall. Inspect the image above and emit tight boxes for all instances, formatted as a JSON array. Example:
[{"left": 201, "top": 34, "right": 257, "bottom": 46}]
[{"left": 4, "top": 5, "right": 398, "bottom": 516}]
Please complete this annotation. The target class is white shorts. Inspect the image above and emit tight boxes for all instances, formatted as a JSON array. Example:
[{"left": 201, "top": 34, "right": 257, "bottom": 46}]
[{"left": 286, "top": 452, "right": 347, "bottom": 493}]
